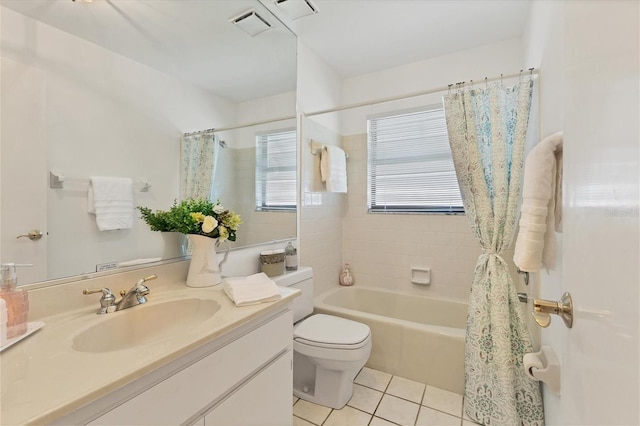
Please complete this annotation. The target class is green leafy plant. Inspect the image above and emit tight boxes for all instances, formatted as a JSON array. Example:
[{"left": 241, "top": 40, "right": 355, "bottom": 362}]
[{"left": 138, "top": 198, "right": 242, "bottom": 242}]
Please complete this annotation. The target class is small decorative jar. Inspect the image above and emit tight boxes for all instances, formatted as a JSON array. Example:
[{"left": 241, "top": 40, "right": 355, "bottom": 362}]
[{"left": 339, "top": 263, "right": 355, "bottom": 286}]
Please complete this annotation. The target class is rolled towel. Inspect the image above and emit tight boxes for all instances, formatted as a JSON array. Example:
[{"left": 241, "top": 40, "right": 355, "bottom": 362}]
[
  {"left": 514, "top": 132, "right": 563, "bottom": 272},
  {"left": 222, "top": 272, "right": 281, "bottom": 307}
]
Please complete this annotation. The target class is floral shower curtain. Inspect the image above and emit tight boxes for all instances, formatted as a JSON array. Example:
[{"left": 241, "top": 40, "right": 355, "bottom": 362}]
[
  {"left": 181, "top": 132, "right": 220, "bottom": 200},
  {"left": 443, "top": 78, "right": 544, "bottom": 425}
]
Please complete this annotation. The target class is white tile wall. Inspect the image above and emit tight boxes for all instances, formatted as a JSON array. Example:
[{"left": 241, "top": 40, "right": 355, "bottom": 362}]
[
  {"left": 299, "top": 128, "right": 526, "bottom": 304},
  {"left": 298, "top": 39, "right": 528, "bottom": 304},
  {"left": 300, "top": 117, "right": 347, "bottom": 296},
  {"left": 341, "top": 134, "right": 491, "bottom": 303}
]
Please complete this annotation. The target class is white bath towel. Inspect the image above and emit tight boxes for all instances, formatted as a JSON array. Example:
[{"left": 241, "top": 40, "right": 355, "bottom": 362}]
[
  {"left": 320, "top": 145, "right": 347, "bottom": 193},
  {"left": 222, "top": 272, "right": 281, "bottom": 307},
  {"left": 514, "top": 132, "right": 564, "bottom": 272},
  {"left": 88, "top": 177, "right": 134, "bottom": 231}
]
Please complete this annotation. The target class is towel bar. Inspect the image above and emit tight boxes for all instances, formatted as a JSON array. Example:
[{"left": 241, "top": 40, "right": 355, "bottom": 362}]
[
  {"left": 49, "top": 171, "right": 151, "bottom": 192},
  {"left": 310, "top": 140, "right": 349, "bottom": 159}
]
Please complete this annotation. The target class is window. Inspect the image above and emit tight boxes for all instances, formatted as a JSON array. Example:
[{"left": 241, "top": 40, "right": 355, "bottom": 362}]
[
  {"left": 255, "top": 129, "right": 297, "bottom": 211},
  {"left": 367, "top": 106, "right": 463, "bottom": 213}
]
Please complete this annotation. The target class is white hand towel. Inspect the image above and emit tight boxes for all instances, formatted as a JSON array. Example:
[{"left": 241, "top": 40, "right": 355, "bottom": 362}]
[
  {"left": 514, "top": 132, "right": 563, "bottom": 272},
  {"left": 222, "top": 272, "right": 281, "bottom": 307},
  {"left": 320, "top": 145, "right": 347, "bottom": 193},
  {"left": 88, "top": 177, "right": 134, "bottom": 231}
]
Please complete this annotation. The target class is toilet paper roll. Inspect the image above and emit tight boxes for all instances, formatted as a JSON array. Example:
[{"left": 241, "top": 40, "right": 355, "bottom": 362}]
[{"left": 523, "top": 352, "right": 544, "bottom": 380}]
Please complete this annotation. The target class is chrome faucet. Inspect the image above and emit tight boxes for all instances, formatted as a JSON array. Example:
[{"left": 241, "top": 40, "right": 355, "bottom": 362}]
[
  {"left": 117, "top": 274, "right": 156, "bottom": 311},
  {"left": 83, "top": 274, "right": 157, "bottom": 314}
]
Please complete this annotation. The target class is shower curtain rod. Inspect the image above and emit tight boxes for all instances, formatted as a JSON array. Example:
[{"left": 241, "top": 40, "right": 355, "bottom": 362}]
[
  {"left": 183, "top": 114, "right": 297, "bottom": 137},
  {"left": 303, "top": 68, "right": 539, "bottom": 118}
]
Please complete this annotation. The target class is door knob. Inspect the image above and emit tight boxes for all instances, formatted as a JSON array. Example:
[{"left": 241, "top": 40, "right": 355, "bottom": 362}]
[
  {"left": 17, "top": 229, "right": 43, "bottom": 241},
  {"left": 533, "top": 292, "right": 573, "bottom": 328}
]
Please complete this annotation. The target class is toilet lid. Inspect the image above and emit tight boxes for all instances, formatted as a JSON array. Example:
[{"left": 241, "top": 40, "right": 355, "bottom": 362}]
[{"left": 294, "top": 314, "right": 370, "bottom": 347}]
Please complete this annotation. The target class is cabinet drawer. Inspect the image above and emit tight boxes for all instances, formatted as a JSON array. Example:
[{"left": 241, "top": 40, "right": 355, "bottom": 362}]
[
  {"left": 89, "top": 310, "right": 293, "bottom": 425},
  {"left": 204, "top": 350, "right": 293, "bottom": 426}
]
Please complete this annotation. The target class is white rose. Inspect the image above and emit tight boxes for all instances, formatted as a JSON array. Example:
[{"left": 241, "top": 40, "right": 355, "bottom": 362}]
[
  {"left": 201, "top": 216, "right": 218, "bottom": 233},
  {"left": 213, "top": 204, "right": 224, "bottom": 214}
]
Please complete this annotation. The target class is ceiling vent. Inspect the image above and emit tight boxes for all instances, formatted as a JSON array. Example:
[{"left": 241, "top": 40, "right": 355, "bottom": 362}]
[
  {"left": 274, "top": 0, "right": 318, "bottom": 20},
  {"left": 230, "top": 10, "right": 272, "bottom": 37}
]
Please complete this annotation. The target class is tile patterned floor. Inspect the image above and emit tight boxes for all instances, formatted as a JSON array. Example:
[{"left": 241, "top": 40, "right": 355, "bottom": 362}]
[{"left": 293, "top": 367, "right": 481, "bottom": 426}]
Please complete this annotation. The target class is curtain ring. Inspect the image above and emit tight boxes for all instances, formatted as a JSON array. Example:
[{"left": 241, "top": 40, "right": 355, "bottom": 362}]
[
  {"left": 519, "top": 69, "right": 523, "bottom": 80},
  {"left": 500, "top": 73, "right": 503, "bottom": 84},
  {"left": 448, "top": 83, "right": 453, "bottom": 95},
  {"left": 529, "top": 67, "right": 534, "bottom": 76},
  {"left": 485, "top": 77, "right": 488, "bottom": 89}
]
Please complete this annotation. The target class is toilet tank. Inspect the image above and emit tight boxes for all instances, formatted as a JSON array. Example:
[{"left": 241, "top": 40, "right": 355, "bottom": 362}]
[{"left": 272, "top": 266, "right": 313, "bottom": 322}]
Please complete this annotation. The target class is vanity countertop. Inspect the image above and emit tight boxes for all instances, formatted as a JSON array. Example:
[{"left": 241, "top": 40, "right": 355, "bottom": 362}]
[{"left": 0, "top": 281, "right": 299, "bottom": 425}]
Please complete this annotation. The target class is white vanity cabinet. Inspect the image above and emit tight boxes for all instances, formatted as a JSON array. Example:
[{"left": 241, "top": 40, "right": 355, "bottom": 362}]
[
  {"left": 202, "top": 351, "right": 293, "bottom": 425},
  {"left": 76, "top": 308, "right": 293, "bottom": 426}
]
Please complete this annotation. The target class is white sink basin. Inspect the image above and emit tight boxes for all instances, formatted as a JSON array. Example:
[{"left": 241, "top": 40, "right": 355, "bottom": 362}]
[{"left": 72, "top": 298, "right": 221, "bottom": 353}]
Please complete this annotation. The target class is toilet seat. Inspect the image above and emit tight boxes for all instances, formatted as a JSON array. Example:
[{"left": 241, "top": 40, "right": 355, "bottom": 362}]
[{"left": 294, "top": 314, "right": 371, "bottom": 350}]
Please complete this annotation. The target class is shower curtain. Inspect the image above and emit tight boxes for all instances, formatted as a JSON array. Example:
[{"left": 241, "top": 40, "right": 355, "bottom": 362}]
[
  {"left": 181, "top": 132, "right": 220, "bottom": 200},
  {"left": 443, "top": 78, "right": 544, "bottom": 425}
]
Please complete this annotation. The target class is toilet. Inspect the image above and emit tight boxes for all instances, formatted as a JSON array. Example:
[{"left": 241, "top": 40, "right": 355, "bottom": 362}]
[{"left": 274, "top": 267, "right": 372, "bottom": 409}]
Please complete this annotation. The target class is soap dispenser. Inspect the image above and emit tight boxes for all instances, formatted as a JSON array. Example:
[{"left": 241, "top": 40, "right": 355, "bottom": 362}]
[
  {"left": 0, "top": 263, "right": 30, "bottom": 338},
  {"left": 284, "top": 242, "right": 298, "bottom": 271},
  {"left": 339, "top": 263, "right": 355, "bottom": 286}
]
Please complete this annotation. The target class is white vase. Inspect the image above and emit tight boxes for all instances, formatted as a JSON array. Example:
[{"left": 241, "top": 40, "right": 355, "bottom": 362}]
[
  {"left": 186, "top": 234, "right": 230, "bottom": 287},
  {"left": 161, "top": 232, "right": 187, "bottom": 259}
]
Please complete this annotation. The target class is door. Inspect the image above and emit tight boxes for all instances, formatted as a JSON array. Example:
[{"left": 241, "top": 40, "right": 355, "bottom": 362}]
[
  {"left": 0, "top": 58, "right": 48, "bottom": 283},
  {"left": 560, "top": 2, "right": 639, "bottom": 424}
]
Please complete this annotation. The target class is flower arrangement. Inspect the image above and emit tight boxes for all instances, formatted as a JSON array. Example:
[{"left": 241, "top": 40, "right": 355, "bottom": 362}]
[{"left": 137, "top": 198, "right": 242, "bottom": 242}]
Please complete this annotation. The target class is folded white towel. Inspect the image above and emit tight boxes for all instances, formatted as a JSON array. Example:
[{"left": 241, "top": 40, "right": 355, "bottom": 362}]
[
  {"left": 88, "top": 177, "right": 134, "bottom": 231},
  {"left": 320, "top": 145, "right": 347, "bottom": 193},
  {"left": 222, "top": 272, "right": 281, "bottom": 307},
  {"left": 514, "top": 132, "right": 563, "bottom": 272}
]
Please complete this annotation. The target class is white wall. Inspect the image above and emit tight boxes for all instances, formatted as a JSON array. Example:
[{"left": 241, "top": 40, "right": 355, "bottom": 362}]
[
  {"left": 0, "top": 7, "right": 236, "bottom": 280},
  {"left": 339, "top": 39, "right": 525, "bottom": 302},
  {"left": 297, "top": 42, "right": 345, "bottom": 296}
]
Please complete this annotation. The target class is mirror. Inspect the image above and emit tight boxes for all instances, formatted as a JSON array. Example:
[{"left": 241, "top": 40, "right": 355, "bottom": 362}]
[
  {"left": 210, "top": 118, "right": 297, "bottom": 249},
  {"left": 0, "top": 0, "right": 297, "bottom": 285}
]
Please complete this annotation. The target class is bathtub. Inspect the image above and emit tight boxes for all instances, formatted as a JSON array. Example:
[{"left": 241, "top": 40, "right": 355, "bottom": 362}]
[{"left": 314, "top": 286, "right": 467, "bottom": 394}]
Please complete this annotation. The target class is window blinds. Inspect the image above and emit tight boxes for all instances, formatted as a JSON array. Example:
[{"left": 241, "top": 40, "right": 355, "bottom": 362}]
[
  {"left": 255, "top": 129, "right": 296, "bottom": 210},
  {"left": 367, "top": 107, "right": 464, "bottom": 213}
]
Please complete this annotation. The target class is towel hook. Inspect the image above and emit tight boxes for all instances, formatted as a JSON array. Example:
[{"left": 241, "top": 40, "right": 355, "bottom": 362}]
[{"left": 517, "top": 267, "right": 530, "bottom": 285}]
